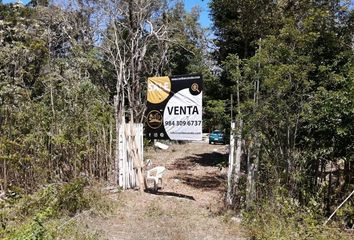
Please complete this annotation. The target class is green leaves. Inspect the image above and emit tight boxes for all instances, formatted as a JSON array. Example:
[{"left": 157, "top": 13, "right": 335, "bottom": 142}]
[
  {"left": 0, "top": 179, "right": 109, "bottom": 240},
  {"left": 165, "top": 1, "right": 208, "bottom": 76},
  {"left": 212, "top": 0, "right": 354, "bottom": 223},
  {"left": 205, "top": 100, "right": 229, "bottom": 130},
  {"left": 0, "top": 2, "right": 114, "bottom": 192}
]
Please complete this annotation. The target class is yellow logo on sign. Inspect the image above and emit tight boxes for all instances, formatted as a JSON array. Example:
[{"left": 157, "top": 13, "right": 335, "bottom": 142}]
[{"left": 147, "top": 76, "right": 171, "bottom": 104}]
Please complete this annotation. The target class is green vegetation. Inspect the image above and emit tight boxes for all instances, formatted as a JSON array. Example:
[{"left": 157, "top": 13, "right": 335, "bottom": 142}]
[
  {"left": 0, "top": 0, "right": 210, "bottom": 190},
  {"left": 0, "top": 0, "right": 353, "bottom": 239},
  {"left": 0, "top": 2, "right": 114, "bottom": 192},
  {"left": 243, "top": 194, "right": 352, "bottom": 240},
  {"left": 0, "top": 1, "right": 208, "bottom": 237},
  {"left": 0, "top": 178, "right": 113, "bottom": 239},
  {"left": 210, "top": 0, "right": 353, "bottom": 237}
]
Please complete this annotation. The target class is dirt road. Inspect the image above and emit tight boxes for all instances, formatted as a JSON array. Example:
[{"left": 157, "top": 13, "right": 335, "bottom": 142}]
[{"left": 90, "top": 142, "right": 246, "bottom": 240}]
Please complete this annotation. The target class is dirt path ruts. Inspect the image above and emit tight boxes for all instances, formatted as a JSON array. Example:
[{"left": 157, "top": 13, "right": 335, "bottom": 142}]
[{"left": 89, "top": 142, "right": 246, "bottom": 240}]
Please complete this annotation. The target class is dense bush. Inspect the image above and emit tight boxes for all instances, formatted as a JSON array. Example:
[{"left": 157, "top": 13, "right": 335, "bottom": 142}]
[
  {"left": 0, "top": 178, "right": 113, "bottom": 239},
  {"left": 243, "top": 192, "right": 353, "bottom": 240}
]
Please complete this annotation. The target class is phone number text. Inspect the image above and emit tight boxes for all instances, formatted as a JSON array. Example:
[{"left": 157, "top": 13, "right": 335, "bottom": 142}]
[{"left": 165, "top": 120, "right": 202, "bottom": 126}]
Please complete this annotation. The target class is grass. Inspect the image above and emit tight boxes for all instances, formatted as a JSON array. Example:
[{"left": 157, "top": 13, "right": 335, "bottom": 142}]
[
  {"left": 145, "top": 200, "right": 166, "bottom": 218},
  {"left": 243, "top": 196, "right": 353, "bottom": 240},
  {"left": 0, "top": 178, "right": 115, "bottom": 240}
]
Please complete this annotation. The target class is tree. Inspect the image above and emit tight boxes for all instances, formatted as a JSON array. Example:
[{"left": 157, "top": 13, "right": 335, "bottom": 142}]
[
  {"left": 92, "top": 0, "right": 168, "bottom": 123},
  {"left": 77, "top": 0, "right": 170, "bottom": 189},
  {"left": 213, "top": 0, "right": 354, "bottom": 220},
  {"left": 0, "top": 2, "right": 113, "bottom": 192},
  {"left": 205, "top": 100, "right": 229, "bottom": 131},
  {"left": 210, "top": 0, "right": 279, "bottom": 60}
]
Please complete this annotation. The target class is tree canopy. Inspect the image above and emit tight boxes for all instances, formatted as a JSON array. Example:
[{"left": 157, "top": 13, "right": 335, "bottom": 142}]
[{"left": 0, "top": 0, "right": 353, "bottom": 238}]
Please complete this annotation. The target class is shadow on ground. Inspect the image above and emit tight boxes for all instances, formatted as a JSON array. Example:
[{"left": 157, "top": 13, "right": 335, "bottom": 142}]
[
  {"left": 176, "top": 173, "right": 226, "bottom": 190},
  {"left": 165, "top": 151, "right": 228, "bottom": 192},
  {"left": 145, "top": 189, "right": 195, "bottom": 200},
  {"left": 169, "top": 151, "right": 228, "bottom": 171},
  {"left": 191, "top": 152, "right": 228, "bottom": 167}
]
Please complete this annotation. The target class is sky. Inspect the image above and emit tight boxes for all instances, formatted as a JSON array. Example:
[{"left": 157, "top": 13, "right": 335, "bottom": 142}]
[
  {"left": 184, "top": 0, "right": 212, "bottom": 28},
  {"left": 2, "top": 0, "right": 212, "bottom": 28}
]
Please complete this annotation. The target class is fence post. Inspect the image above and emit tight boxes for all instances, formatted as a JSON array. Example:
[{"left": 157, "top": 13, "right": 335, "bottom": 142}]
[{"left": 227, "top": 121, "right": 236, "bottom": 205}]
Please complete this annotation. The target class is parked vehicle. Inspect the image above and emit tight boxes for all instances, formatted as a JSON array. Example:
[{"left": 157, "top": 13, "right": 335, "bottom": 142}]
[{"left": 209, "top": 130, "right": 225, "bottom": 144}]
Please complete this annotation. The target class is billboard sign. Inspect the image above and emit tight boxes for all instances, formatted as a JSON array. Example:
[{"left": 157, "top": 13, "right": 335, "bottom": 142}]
[{"left": 146, "top": 74, "right": 203, "bottom": 140}]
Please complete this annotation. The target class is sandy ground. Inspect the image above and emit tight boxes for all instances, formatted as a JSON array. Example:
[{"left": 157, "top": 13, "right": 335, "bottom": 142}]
[{"left": 88, "top": 141, "right": 246, "bottom": 240}]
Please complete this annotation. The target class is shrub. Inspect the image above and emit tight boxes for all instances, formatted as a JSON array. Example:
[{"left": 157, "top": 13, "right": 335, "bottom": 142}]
[
  {"left": 243, "top": 195, "right": 352, "bottom": 240},
  {"left": 0, "top": 178, "right": 113, "bottom": 239}
]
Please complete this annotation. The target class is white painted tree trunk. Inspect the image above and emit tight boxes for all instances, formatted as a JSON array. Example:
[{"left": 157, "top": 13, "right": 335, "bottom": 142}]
[
  {"left": 226, "top": 119, "right": 243, "bottom": 206},
  {"left": 227, "top": 121, "right": 236, "bottom": 205},
  {"left": 234, "top": 119, "right": 243, "bottom": 186}
]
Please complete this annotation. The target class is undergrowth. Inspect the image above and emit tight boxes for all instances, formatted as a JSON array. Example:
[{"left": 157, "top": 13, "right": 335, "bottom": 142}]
[
  {"left": 243, "top": 195, "right": 352, "bottom": 240},
  {"left": 0, "top": 178, "right": 115, "bottom": 240}
]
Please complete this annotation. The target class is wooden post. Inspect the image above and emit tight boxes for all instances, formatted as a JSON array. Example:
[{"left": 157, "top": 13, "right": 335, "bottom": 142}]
[
  {"left": 227, "top": 121, "right": 236, "bottom": 205},
  {"left": 118, "top": 122, "right": 125, "bottom": 189},
  {"left": 127, "top": 123, "right": 144, "bottom": 191},
  {"left": 114, "top": 95, "right": 120, "bottom": 186},
  {"left": 119, "top": 122, "right": 144, "bottom": 191},
  {"left": 234, "top": 119, "right": 243, "bottom": 187}
]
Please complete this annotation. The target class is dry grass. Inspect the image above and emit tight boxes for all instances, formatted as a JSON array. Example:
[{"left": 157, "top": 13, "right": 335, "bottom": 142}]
[{"left": 87, "top": 141, "right": 246, "bottom": 240}]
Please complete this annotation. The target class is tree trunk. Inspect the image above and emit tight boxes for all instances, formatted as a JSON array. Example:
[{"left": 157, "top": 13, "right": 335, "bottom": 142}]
[
  {"left": 234, "top": 119, "right": 243, "bottom": 188},
  {"left": 227, "top": 121, "right": 236, "bottom": 205},
  {"left": 114, "top": 95, "right": 121, "bottom": 185},
  {"left": 326, "top": 161, "right": 333, "bottom": 214},
  {"left": 2, "top": 160, "right": 7, "bottom": 193}
]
